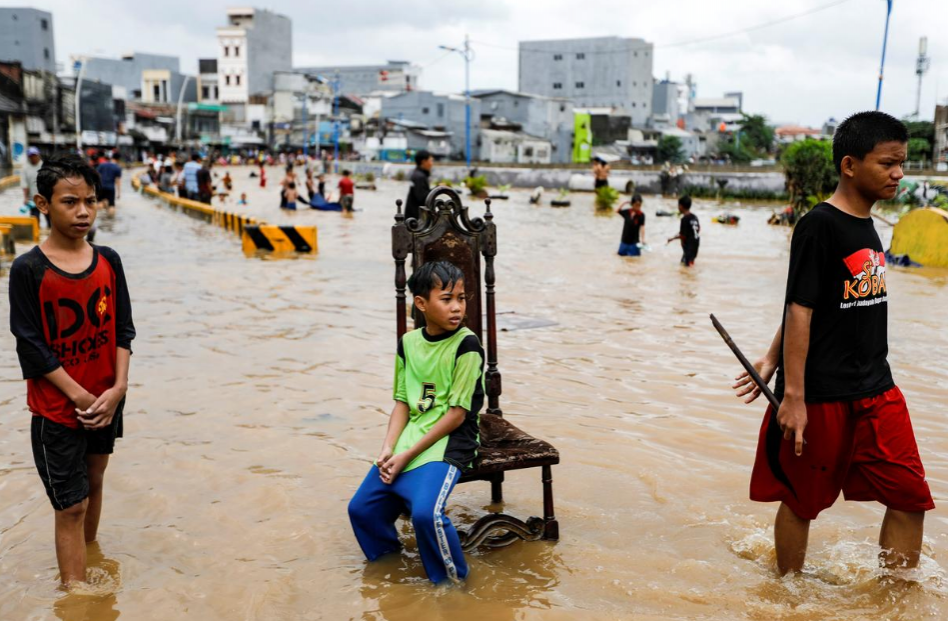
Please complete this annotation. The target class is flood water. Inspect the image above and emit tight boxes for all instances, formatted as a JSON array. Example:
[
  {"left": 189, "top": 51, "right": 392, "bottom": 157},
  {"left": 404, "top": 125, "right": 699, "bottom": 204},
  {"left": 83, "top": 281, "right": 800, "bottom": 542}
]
[{"left": 1, "top": 166, "right": 946, "bottom": 620}]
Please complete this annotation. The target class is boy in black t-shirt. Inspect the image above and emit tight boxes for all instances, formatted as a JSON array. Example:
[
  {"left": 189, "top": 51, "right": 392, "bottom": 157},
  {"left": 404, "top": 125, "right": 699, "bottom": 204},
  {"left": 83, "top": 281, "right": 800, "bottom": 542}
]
[
  {"left": 732, "top": 111, "right": 933, "bottom": 575},
  {"left": 617, "top": 193, "right": 645, "bottom": 256},
  {"left": 666, "top": 195, "right": 699, "bottom": 266}
]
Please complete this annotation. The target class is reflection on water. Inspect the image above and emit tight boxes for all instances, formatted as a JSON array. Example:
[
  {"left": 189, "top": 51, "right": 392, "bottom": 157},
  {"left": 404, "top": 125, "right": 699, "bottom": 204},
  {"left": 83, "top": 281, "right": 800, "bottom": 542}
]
[{"left": 0, "top": 168, "right": 946, "bottom": 620}]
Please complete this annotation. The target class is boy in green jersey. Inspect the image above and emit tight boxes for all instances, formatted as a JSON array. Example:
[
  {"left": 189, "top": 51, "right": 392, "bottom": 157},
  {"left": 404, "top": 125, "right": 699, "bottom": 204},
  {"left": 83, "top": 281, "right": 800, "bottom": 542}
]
[{"left": 348, "top": 261, "right": 485, "bottom": 583}]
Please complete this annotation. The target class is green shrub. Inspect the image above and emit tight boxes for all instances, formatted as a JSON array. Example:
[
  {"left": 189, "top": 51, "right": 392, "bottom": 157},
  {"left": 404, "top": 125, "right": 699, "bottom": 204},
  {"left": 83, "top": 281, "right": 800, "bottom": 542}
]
[
  {"left": 595, "top": 185, "right": 620, "bottom": 210},
  {"left": 464, "top": 175, "right": 489, "bottom": 195},
  {"left": 394, "top": 170, "right": 406, "bottom": 181},
  {"left": 435, "top": 178, "right": 454, "bottom": 188},
  {"left": 780, "top": 139, "right": 837, "bottom": 210}
]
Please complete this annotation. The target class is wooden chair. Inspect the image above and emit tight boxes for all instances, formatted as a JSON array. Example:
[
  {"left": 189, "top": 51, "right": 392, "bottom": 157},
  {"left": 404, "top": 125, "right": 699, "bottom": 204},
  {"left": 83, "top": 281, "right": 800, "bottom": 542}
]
[{"left": 393, "top": 186, "right": 560, "bottom": 550}]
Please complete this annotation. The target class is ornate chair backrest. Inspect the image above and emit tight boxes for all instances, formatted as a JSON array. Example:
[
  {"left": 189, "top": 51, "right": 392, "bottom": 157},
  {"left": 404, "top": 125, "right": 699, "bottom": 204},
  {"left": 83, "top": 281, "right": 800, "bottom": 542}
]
[{"left": 393, "top": 187, "right": 502, "bottom": 415}]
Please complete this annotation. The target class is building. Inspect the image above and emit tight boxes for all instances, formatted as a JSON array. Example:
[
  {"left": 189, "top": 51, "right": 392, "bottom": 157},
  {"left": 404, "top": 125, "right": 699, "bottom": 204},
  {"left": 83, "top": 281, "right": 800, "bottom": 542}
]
[
  {"left": 381, "top": 91, "right": 481, "bottom": 160},
  {"left": 141, "top": 69, "right": 196, "bottom": 105},
  {"left": 0, "top": 63, "right": 28, "bottom": 171},
  {"left": 651, "top": 78, "right": 681, "bottom": 127},
  {"left": 198, "top": 59, "right": 220, "bottom": 103},
  {"left": 297, "top": 60, "right": 420, "bottom": 96},
  {"left": 686, "top": 92, "right": 743, "bottom": 132},
  {"left": 935, "top": 104, "right": 947, "bottom": 166},
  {"left": 270, "top": 71, "right": 333, "bottom": 149},
  {"left": 0, "top": 8, "right": 56, "bottom": 74},
  {"left": 216, "top": 7, "right": 292, "bottom": 104},
  {"left": 774, "top": 125, "right": 823, "bottom": 144},
  {"left": 74, "top": 52, "right": 180, "bottom": 98},
  {"left": 472, "top": 89, "right": 573, "bottom": 163},
  {"left": 480, "top": 128, "right": 552, "bottom": 164},
  {"left": 518, "top": 36, "right": 654, "bottom": 126}
]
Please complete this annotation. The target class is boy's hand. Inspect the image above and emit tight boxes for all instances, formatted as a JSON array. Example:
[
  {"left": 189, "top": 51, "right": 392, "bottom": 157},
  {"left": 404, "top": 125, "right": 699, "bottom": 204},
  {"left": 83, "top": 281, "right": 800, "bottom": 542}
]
[
  {"left": 376, "top": 446, "right": 394, "bottom": 469},
  {"left": 732, "top": 356, "right": 778, "bottom": 404},
  {"left": 777, "top": 395, "right": 807, "bottom": 457},
  {"left": 379, "top": 452, "right": 412, "bottom": 485},
  {"left": 78, "top": 385, "right": 126, "bottom": 430}
]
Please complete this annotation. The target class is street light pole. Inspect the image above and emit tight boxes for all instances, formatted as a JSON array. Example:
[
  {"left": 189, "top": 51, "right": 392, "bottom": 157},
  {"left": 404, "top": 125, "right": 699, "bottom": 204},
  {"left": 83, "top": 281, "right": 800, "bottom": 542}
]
[
  {"left": 439, "top": 37, "right": 475, "bottom": 167},
  {"left": 875, "top": 0, "right": 893, "bottom": 111},
  {"left": 74, "top": 56, "right": 87, "bottom": 152},
  {"left": 175, "top": 74, "right": 192, "bottom": 145},
  {"left": 302, "top": 92, "right": 309, "bottom": 158},
  {"left": 332, "top": 72, "right": 340, "bottom": 174}
]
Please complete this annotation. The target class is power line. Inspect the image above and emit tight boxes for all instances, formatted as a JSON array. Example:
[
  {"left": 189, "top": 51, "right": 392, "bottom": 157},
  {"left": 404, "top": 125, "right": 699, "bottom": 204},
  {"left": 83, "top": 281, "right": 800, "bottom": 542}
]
[{"left": 472, "top": 0, "right": 853, "bottom": 56}]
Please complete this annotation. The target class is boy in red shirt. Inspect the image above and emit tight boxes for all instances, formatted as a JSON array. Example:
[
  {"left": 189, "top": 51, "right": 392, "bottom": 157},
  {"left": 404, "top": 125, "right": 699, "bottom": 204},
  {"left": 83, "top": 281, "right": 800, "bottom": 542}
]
[
  {"left": 9, "top": 152, "right": 136, "bottom": 587},
  {"left": 733, "top": 111, "right": 933, "bottom": 575},
  {"left": 338, "top": 169, "right": 355, "bottom": 212}
]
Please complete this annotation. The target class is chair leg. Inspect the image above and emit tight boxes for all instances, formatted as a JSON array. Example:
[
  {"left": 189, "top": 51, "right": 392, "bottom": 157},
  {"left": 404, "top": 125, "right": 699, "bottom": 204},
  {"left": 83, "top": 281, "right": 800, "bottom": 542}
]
[
  {"left": 542, "top": 465, "right": 559, "bottom": 541},
  {"left": 491, "top": 473, "right": 504, "bottom": 505}
]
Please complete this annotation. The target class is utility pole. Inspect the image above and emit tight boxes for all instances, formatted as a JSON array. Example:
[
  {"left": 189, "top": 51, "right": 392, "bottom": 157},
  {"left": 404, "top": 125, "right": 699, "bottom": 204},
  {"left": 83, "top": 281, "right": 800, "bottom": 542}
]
[
  {"left": 175, "top": 75, "right": 192, "bottom": 145},
  {"left": 74, "top": 56, "right": 87, "bottom": 152},
  {"left": 875, "top": 0, "right": 893, "bottom": 111},
  {"left": 439, "top": 36, "right": 475, "bottom": 167},
  {"left": 302, "top": 91, "right": 309, "bottom": 158},
  {"left": 915, "top": 36, "right": 931, "bottom": 118},
  {"left": 332, "top": 72, "right": 340, "bottom": 173}
]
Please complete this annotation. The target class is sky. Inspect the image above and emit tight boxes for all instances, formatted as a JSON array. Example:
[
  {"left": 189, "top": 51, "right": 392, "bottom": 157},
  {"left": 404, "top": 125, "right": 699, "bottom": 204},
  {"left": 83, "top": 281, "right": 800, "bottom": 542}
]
[{"left": 12, "top": 0, "right": 948, "bottom": 126}]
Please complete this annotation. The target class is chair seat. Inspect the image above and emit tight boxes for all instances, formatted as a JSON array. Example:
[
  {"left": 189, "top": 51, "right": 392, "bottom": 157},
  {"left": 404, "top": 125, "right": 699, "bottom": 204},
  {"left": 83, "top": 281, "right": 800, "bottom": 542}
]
[{"left": 460, "top": 413, "right": 559, "bottom": 480}]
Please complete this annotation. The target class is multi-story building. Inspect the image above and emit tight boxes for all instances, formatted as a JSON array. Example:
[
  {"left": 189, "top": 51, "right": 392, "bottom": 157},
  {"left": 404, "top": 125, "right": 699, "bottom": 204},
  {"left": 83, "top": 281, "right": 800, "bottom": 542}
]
[
  {"left": 141, "top": 69, "right": 196, "bottom": 105},
  {"left": 216, "top": 7, "right": 292, "bottom": 104},
  {"left": 73, "top": 52, "right": 180, "bottom": 99},
  {"left": 651, "top": 78, "right": 681, "bottom": 127},
  {"left": 381, "top": 91, "right": 481, "bottom": 161},
  {"left": 934, "top": 104, "right": 947, "bottom": 166},
  {"left": 518, "top": 36, "right": 654, "bottom": 126},
  {"left": 686, "top": 92, "right": 743, "bottom": 132},
  {"left": 0, "top": 8, "right": 56, "bottom": 74},
  {"left": 197, "top": 59, "right": 220, "bottom": 103},
  {"left": 472, "top": 89, "right": 573, "bottom": 163},
  {"left": 297, "top": 60, "right": 420, "bottom": 96}
]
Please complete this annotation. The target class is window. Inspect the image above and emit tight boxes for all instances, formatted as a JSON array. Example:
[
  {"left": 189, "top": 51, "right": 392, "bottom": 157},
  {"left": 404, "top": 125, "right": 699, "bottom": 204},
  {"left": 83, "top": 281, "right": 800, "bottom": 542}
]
[
  {"left": 422, "top": 107, "right": 429, "bottom": 114},
  {"left": 235, "top": 75, "right": 241, "bottom": 86},
  {"left": 575, "top": 81, "right": 585, "bottom": 88},
  {"left": 513, "top": 100, "right": 519, "bottom": 107},
  {"left": 524, "top": 146, "right": 534, "bottom": 157},
  {"left": 235, "top": 46, "right": 240, "bottom": 57},
  {"left": 576, "top": 53, "right": 585, "bottom": 60},
  {"left": 643, "top": 102, "right": 647, "bottom": 108},
  {"left": 634, "top": 51, "right": 638, "bottom": 57},
  {"left": 632, "top": 102, "right": 636, "bottom": 107},
  {"left": 153, "top": 84, "right": 161, "bottom": 101},
  {"left": 553, "top": 54, "right": 562, "bottom": 61},
  {"left": 633, "top": 81, "right": 637, "bottom": 87},
  {"left": 202, "top": 86, "right": 209, "bottom": 99},
  {"left": 44, "top": 48, "right": 49, "bottom": 59},
  {"left": 40, "top": 18, "right": 47, "bottom": 30},
  {"left": 224, "top": 46, "right": 230, "bottom": 57},
  {"left": 553, "top": 82, "right": 562, "bottom": 90},
  {"left": 225, "top": 75, "right": 231, "bottom": 86},
  {"left": 436, "top": 103, "right": 444, "bottom": 117},
  {"left": 214, "top": 86, "right": 219, "bottom": 99},
  {"left": 559, "top": 104, "right": 566, "bottom": 112},
  {"left": 617, "top": 80, "right": 621, "bottom": 87}
]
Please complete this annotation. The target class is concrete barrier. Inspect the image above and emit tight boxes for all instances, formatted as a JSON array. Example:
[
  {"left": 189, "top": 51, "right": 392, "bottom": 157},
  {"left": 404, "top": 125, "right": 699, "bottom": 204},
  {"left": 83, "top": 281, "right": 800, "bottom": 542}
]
[
  {"left": 241, "top": 225, "right": 317, "bottom": 254},
  {"left": 0, "top": 215, "right": 39, "bottom": 242},
  {"left": 890, "top": 207, "right": 948, "bottom": 267},
  {"left": 0, "top": 175, "right": 20, "bottom": 191},
  {"left": 132, "top": 173, "right": 259, "bottom": 237},
  {"left": 0, "top": 223, "right": 15, "bottom": 255}
]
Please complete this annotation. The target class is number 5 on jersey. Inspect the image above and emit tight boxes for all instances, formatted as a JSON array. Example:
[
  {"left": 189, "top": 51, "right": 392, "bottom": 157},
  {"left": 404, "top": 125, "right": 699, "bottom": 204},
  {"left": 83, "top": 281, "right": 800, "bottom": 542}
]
[{"left": 418, "top": 382, "right": 437, "bottom": 413}]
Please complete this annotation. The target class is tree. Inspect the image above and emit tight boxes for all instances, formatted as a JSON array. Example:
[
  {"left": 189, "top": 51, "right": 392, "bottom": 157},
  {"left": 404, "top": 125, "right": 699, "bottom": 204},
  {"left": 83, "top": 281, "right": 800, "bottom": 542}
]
[
  {"left": 657, "top": 135, "right": 684, "bottom": 163},
  {"left": 738, "top": 114, "right": 775, "bottom": 154},
  {"left": 780, "top": 139, "right": 837, "bottom": 210},
  {"left": 908, "top": 138, "right": 932, "bottom": 162},
  {"left": 716, "top": 136, "right": 754, "bottom": 164}
]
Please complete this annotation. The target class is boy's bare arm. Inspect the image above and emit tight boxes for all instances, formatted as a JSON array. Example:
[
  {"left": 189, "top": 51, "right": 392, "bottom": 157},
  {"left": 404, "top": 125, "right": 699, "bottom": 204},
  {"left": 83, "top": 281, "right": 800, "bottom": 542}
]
[
  {"left": 378, "top": 401, "right": 410, "bottom": 466},
  {"left": 44, "top": 367, "right": 96, "bottom": 410},
  {"left": 380, "top": 407, "right": 466, "bottom": 484},
  {"left": 779, "top": 303, "right": 812, "bottom": 456}
]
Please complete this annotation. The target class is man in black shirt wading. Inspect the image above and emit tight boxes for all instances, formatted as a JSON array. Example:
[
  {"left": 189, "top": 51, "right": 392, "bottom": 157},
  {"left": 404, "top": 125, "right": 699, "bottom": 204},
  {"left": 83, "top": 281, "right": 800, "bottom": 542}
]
[
  {"left": 732, "top": 111, "right": 934, "bottom": 575},
  {"left": 666, "top": 195, "right": 699, "bottom": 266},
  {"left": 404, "top": 150, "right": 433, "bottom": 221}
]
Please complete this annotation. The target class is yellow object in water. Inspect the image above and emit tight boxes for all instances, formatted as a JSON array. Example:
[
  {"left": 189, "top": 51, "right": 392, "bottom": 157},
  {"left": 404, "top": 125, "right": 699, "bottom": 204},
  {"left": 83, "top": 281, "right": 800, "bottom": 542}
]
[{"left": 890, "top": 207, "right": 948, "bottom": 267}]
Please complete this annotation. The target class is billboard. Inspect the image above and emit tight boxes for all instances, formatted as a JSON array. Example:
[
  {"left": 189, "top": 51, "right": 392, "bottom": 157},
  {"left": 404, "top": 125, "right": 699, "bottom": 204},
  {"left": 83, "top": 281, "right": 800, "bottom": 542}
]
[{"left": 573, "top": 112, "right": 592, "bottom": 163}]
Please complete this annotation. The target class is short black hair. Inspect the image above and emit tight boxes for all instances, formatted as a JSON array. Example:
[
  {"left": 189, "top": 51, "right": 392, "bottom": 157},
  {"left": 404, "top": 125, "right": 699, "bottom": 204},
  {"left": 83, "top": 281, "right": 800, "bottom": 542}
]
[
  {"left": 631, "top": 193, "right": 643, "bottom": 204},
  {"left": 191, "top": 153, "right": 201, "bottom": 162},
  {"left": 833, "top": 111, "right": 908, "bottom": 173},
  {"left": 408, "top": 261, "right": 465, "bottom": 299},
  {"left": 36, "top": 151, "right": 100, "bottom": 202},
  {"left": 111, "top": 151, "right": 121, "bottom": 161},
  {"left": 342, "top": 169, "right": 351, "bottom": 176},
  {"left": 678, "top": 195, "right": 692, "bottom": 210},
  {"left": 415, "top": 150, "right": 432, "bottom": 165}
]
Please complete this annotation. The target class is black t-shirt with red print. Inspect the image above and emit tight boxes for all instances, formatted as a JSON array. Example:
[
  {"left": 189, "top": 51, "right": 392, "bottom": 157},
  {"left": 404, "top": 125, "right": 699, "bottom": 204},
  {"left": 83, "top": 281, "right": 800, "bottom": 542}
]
[
  {"left": 9, "top": 245, "right": 135, "bottom": 428},
  {"left": 775, "top": 203, "right": 893, "bottom": 402}
]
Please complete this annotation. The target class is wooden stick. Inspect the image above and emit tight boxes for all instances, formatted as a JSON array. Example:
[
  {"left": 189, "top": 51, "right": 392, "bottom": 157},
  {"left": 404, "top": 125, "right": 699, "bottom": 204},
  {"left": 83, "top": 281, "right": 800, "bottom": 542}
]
[{"left": 710, "top": 314, "right": 780, "bottom": 411}]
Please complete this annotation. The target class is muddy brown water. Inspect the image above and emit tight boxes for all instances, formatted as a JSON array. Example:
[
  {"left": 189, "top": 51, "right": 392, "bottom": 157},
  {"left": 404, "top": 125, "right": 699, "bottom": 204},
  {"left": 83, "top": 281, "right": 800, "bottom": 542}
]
[{"left": 1, "top": 167, "right": 946, "bottom": 620}]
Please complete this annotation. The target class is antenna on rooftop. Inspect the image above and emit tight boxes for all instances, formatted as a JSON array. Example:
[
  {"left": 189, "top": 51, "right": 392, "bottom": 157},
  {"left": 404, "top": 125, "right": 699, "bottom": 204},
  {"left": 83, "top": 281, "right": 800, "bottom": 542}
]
[{"left": 914, "top": 36, "right": 931, "bottom": 118}]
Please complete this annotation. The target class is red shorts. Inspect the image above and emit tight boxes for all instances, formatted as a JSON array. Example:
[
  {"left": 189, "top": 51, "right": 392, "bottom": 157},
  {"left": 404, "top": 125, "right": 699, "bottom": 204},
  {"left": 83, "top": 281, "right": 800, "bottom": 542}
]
[{"left": 750, "top": 386, "right": 934, "bottom": 520}]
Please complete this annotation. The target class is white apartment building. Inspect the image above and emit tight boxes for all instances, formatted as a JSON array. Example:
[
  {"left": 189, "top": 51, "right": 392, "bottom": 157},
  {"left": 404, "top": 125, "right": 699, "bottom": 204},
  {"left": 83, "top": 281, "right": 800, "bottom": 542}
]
[{"left": 216, "top": 7, "right": 292, "bottom": 104}]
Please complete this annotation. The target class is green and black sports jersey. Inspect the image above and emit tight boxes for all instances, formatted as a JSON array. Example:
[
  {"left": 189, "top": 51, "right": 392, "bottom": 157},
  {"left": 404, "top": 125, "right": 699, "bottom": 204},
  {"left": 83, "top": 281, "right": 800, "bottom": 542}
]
[{"left": 393, "top": 326, "right": 485, "bottom": 473}]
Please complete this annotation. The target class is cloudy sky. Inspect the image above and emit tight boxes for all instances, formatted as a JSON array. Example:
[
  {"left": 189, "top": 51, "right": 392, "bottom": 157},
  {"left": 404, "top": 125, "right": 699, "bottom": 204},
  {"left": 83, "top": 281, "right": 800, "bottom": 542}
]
[{"left": 17, "top": 0, "right": 948, "bottom": 125}]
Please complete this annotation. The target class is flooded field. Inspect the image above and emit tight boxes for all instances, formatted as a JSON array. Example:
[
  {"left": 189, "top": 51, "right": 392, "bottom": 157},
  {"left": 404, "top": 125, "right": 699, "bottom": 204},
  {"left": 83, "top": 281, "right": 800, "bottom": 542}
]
[{"left": 1, "top": 166, "right": 946, "bottom": 620}]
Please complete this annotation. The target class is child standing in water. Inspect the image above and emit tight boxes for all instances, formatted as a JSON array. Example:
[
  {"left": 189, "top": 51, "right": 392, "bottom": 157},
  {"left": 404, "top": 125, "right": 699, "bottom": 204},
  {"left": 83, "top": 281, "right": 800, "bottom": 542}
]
[
  {"left": 348, "top": 261, "right": 485, "bottom": 584},
  {"left": 9, "top": 152, "right": 136, "bottom": 587},
  {"left": 733, "top": 111, "right": 933, "bottom": 575},
  {"left": 284, "top": 182, "right": 299, "bottom": 210},
  {"left": 617, "top": 193, "right": 646, "bottom": 256},
  {"left": 666, "top": 195, "right": 699, "bottom": 266}
]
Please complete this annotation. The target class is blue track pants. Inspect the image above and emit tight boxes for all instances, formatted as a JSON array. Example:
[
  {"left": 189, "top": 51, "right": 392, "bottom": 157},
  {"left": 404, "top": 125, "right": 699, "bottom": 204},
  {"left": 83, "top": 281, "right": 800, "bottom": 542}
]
[{"left": 348, "top": 461, "right": 468, "bottom": 584}]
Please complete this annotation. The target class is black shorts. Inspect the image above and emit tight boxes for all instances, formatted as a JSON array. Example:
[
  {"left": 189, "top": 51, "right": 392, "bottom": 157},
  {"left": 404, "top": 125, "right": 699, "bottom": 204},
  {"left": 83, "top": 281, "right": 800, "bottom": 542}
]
[
  {"left": 100, "top": 187, "right": 116, "bottom": 207},
  {"left": 594, "top": 178, "right": 608, "bottom": 189},
  {"left": 30, "top": 400, "right": 124, "bottom": 511},
  {"left": 681, "top": 242, "right": 700, "bottom": 266}
]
